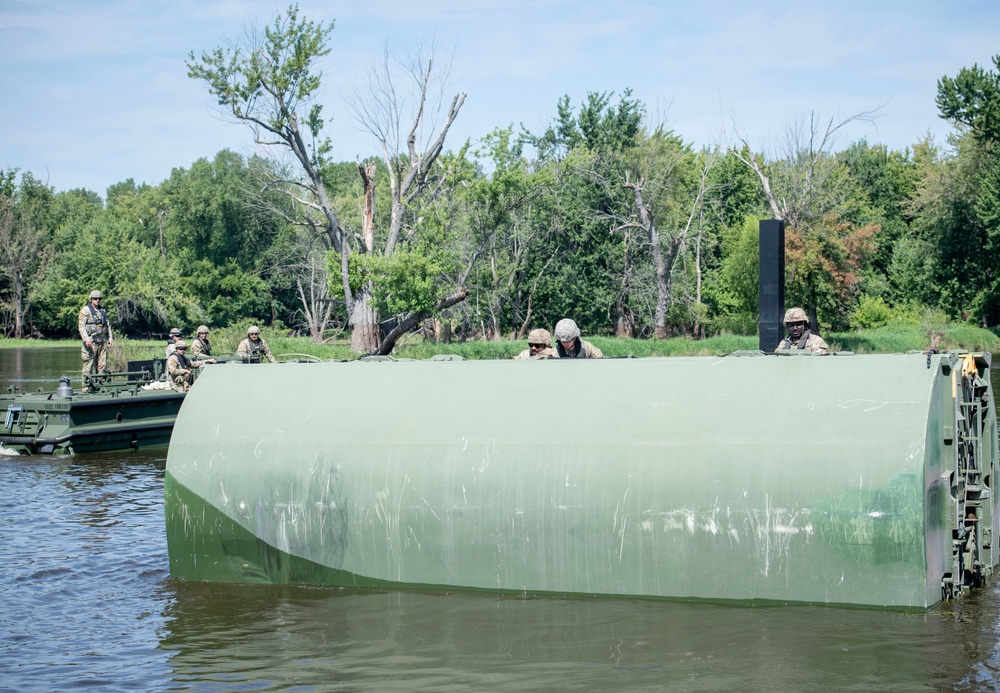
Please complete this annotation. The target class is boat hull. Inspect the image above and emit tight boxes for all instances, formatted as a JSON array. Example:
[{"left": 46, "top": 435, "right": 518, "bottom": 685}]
[
  {"left": 164, "top": 353, "right": 999, "bottom": 609},
  {"left": 1, "top": 388, "right": 183, "bottom": 455}
]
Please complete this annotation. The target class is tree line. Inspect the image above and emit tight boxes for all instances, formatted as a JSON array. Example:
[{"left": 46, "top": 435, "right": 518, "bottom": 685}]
[{"left": 2, "top": 6, "right": 998, "bottom": 352}]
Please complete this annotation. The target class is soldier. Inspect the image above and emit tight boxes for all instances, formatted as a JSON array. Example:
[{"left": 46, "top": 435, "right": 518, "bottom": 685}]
[
  {"left": 236, "top": 326, "right": 276, "bottom": 363},
  {"left": 166, "top": 340, "right": 194, "bottom": 392},
  {"left": 775, "top": 307, "right": 831, "bottom": 355},
  {"left": 78, "top": 290, "right": 114, "bottom": 385},
  {"left": 191, "top": 325, "right": 213, "bottom": 358},
  {"left": 514, "top": 328, "right": 557, "bottom": 360},
  {"left": 165, "top": 327, "right": 183, "bottom": 358},
  {"left": 554, "top": 318, "right": 604, "bottom": 358}
]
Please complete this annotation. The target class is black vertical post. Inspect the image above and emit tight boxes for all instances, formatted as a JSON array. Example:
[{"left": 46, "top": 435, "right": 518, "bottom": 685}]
[{"left": 758, "top": 219, "right": 785, "bottom": 352}]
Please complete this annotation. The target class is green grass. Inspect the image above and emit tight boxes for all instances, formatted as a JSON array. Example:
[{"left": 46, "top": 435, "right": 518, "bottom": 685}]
[
  {"left": 826, "top": 324, "right": 1000, "bottom": 354},
  {"left": 3, "top": 323, "right": 999, "bottom": 360}
]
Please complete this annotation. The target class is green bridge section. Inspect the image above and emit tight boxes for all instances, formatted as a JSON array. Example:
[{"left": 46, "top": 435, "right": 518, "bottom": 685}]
[{"left": 164, "top": 352, "right": 998, "bottom": 609}]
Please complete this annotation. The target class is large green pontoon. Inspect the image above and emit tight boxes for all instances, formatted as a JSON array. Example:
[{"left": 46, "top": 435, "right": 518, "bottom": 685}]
[{"left": 164, "top": 352, "right": 998, "bottom": 608}]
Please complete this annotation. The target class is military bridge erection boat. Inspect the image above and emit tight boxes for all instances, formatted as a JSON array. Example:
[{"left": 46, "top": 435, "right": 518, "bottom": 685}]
[
  {"left": 164, "top": 350, "right": 999, "bottom": 609},
  {"left": 0, "top": 361, "right": 184, "bottom": 455}
]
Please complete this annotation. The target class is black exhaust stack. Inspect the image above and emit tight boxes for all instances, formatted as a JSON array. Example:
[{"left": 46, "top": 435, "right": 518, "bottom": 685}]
[{"left": 758, "top": 219, "right": 785, "bottom": 352}]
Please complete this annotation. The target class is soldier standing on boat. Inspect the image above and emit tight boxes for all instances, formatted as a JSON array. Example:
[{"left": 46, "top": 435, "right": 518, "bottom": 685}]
[
  {"left": 775, "top": 307, "right": 831, "bottom": 355},
  {"left": 554, "top": 318, "right": 604, "bottom": 358},
  {"left": 236, "top": 326, "right": 276, "bottom": 363},
  {"left": 514, "top": 328, "right": 557, "bottom": 359},
  {"left": 166, "top": 340, "right": 194, "bottom": 392},
  {"left": 78, "top": 290, "right": 114, "bottom": 384}
]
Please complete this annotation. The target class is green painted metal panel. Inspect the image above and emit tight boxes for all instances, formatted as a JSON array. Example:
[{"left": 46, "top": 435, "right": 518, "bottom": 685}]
[{"left": 164, "top": 353, "right": 999, "bottom": 608}]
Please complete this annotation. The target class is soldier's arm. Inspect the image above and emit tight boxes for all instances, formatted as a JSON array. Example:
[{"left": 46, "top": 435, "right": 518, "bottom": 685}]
[
  {"left": 78, "top": 309, "right": 89, "bottom": 342},
  {"left": 812, "top": 337, "right": 831, "bottom": 355}
]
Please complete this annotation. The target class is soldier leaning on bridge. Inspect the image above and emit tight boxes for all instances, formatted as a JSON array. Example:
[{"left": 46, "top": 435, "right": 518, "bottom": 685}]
[
  {"left": 554, "top": 318, "right": 604, "bottom": 358},
  {"left": 775, "top": 307, "right": 831, "bottom": 355},
  {"left": 514, "top": 328, "right": 557, "bottom": 360},
  {"left": 78, "top": 290, "right": 114, "bottom": 386}
]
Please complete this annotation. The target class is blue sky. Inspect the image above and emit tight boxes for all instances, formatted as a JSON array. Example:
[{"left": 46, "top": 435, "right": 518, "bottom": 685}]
[{"left": 1, "top": 0, "right": 997, "bottom": 197}]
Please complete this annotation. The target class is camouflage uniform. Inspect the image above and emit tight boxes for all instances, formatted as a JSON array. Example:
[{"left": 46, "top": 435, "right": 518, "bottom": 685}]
[
  {"left": 165, "top": 328, "right": 182, "bottom": 358},
  {"left": 775, "top": 307, "right": 831, "bottom": 355},
  {"left": 237, "top": 336, "right": 276, "bottom": 363},
  {"left": 514, "top": 328, "right": 557, "bottom": 360},
  {"left": 191, "top": 337, "right": 212, "bottom": 358},
  {"left": 776, "top": 332, "right": 831, "bottom": 355},
  {"left": 78, "top": 294, "right": 113, "bottom": 379},
  {"left": 165, "top": 350, "right": 193, "bottom": 392},
  {"left": 553, "top": 318, "right": 604, "bottom": 358},
  {"left": 555, "top": 338, "right": 604, "bottom": 359},
  {"left": 515, "top": 346, "right": 557, "bottom": 359}
]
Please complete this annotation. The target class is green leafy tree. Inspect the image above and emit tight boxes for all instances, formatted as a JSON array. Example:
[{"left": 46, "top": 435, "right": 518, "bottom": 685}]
[
  {"left": 937, "top": 55, "right": 1000, "bottom": 144},
  {"left": 935, "top": 56, "right": 1000, "bottom": 324},
  {"left": 35, "top": 214, "right": 201, "bottom": 336},
  {"left": 837, "top": 140, "right": 918, "bottom": 292},
  {"left": 461, "top": 127, "right": 555, "bottom": 338},
  {"left": 187, "top": 5, "right": 351, "bottom": 339}
]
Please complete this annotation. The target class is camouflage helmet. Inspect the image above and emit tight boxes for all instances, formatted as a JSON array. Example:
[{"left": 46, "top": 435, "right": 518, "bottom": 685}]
[
  {"left": 554, "top": 318, "right": 580, "bottom": 342},
  {"left": 248, "top": 326, "right": 261, "bottom": 335},
  {"left": 783, "top": 307, "right": 808, "bottom": 325},
  {"left": 196, "top": 325, "right": 209, "bottom": 334},
  {"left": 527, "top": 328, "right": 552, "bottom": 346},
  {"left": 174, "top": 340, "right": 188, "bottom": 349},
  {"left": 168, "top": 327, "right": 182, "bottom": 337},
  {"left": 89, "top": 290, "right": 102, "bottom": 300}
]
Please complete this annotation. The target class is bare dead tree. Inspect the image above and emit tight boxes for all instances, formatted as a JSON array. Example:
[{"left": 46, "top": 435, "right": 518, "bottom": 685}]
[
  {"left": 347, "top": 41, "right": 470, "bottom": 353},
  {"left": 188, "top": 8, "right": 356, "bottom": 330},
  {"left": 606, "top": 131, "right": 717, "bottom": 339},
  {"left": 0, "top": 198, "right": 52, "bottom": 338},
  {"left": 620, "top": 168, "right": 711, "bottom": 338},
  {"left": 727, "top": 109, "right": 880, "bottom": 228},
  {"left": 295, "top": 250, "right": 335, "bottom": 342}
]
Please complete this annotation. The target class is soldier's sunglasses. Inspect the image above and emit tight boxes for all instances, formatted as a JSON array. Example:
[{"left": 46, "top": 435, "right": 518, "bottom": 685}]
[{"left": 529, "top": 343, "right": 547, "bottom": 349}]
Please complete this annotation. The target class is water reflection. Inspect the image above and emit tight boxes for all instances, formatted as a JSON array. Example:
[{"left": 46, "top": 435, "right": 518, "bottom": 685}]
[
  {"left": 156, "top": 582, "right": 1000, "bottom": 692},
  {"left": 0, "top": 346, "right": 80, "bottom": 391}
]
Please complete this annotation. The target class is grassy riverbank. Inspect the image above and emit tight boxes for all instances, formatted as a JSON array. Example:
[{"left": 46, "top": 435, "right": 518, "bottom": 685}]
[{"left": 3, "top": 323, "right": 999, "bottom": 360}]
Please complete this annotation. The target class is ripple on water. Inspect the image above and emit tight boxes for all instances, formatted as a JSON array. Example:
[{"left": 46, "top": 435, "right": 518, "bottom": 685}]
[{"left": 6, "top": 439, "right": 1000, "bottom": 691}]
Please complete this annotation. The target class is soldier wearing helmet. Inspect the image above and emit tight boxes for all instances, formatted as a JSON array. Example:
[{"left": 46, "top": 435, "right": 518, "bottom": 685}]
[
  {"left": 165, "top": 327, "right": 183, "bottom": 358},
  {"left": 166, "top": 339, "right": 194, "bottom": 392},
  {"left": 775, "top": 307, "right": 830, "bottom": 355},
  {"left": 514, "top": 328, "right": 556, "bottom": 360},
  {"left": 78, "top": 289, "right": 114, "bottom": 385},
  {"left": 237, "top": 325, "right": 276, "bottom": 363},
  {"left": 186, "top": 325, "right": 218, "bottom": 366},
  {"left": 191, "top": 325, "right": 213, "bottom": 359},
  {"left": 553, "top": 318, "right": 603, "bottom": 359}
]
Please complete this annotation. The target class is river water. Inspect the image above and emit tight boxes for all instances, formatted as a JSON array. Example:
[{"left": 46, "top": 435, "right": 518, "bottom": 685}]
[{"left": 2, "top": 348, "right": 1000, "bottom": 692}]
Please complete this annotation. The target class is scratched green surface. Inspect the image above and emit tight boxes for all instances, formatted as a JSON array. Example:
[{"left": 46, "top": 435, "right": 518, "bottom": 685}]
[{"left": 164, "top": 353, "right": 995, "bottom": 608}]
